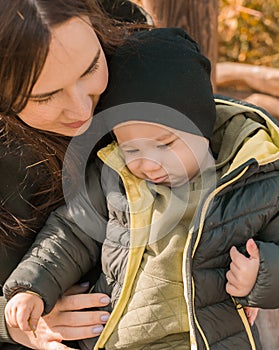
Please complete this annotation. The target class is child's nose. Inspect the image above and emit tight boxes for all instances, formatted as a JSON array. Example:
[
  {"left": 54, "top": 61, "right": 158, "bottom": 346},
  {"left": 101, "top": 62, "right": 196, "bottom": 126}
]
[{"left": 141, "top": 158, "right": 161, "bottom": 173}]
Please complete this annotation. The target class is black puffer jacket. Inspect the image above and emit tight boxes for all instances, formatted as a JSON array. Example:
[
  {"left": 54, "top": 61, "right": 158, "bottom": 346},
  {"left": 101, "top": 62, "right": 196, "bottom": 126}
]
[
  {"left": 186, "top": 97, "right": 279, "bottom": 350},
  {"left": 4, "top": 97, "right": 279, "bottom": 350}
]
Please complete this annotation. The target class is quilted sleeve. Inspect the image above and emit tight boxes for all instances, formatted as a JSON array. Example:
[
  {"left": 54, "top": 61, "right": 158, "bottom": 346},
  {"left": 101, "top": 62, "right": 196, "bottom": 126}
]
[{"left": 2, "top": 160, "right": 108, "bottom": 315}]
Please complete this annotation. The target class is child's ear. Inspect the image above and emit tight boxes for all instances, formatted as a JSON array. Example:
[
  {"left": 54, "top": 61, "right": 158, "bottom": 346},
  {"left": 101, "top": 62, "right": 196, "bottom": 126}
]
[{"left": 111, "top": 130, "right": 117, "bottom": 141}]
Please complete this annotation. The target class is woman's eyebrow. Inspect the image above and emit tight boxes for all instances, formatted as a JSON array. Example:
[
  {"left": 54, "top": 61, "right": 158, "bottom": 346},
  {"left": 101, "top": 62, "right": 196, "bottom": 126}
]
[{"left": 30, "top": 49, "right": 101, "bottom": 99}]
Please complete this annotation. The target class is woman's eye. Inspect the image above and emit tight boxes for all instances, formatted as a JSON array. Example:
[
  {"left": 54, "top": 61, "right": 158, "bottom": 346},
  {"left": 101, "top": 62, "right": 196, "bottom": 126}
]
[
  {"left": 33, "top": 95, "right": 54, "bottom": 105},
  {"left": 82, "top": 50, "right": 101, "bottom": 78},
  {"left": 83, "top": 62, "right": 100, "bottom": 77}
]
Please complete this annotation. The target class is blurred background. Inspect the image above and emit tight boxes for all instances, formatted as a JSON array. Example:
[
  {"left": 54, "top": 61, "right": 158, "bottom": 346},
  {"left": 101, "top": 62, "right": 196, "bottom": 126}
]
[
  {"left": 132, "top": 0, "right": 279, "bottom": 120},
  {"left": 218, "top": 0, "right": 279, "bottom": 67}
]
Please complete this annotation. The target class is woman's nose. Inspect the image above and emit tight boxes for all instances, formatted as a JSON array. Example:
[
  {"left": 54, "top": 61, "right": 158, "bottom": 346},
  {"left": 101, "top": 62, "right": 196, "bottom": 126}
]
[{"left": 64, "top": 87, "right": 92, "bottom": 120}]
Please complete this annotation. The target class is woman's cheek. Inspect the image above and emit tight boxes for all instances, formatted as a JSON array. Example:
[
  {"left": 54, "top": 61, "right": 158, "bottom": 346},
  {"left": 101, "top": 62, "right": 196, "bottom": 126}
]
[{"left": 18, "top": 104, "right": 61, "bottom": 130}]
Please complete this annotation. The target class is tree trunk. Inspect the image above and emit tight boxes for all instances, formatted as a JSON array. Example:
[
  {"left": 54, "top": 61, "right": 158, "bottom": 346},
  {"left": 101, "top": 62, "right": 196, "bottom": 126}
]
[
  {"left": 141, "top": 0, "right": 218, "bottom": 89},
  {"left": 216, "top": 62, "right": 279, "bottom": 97}
]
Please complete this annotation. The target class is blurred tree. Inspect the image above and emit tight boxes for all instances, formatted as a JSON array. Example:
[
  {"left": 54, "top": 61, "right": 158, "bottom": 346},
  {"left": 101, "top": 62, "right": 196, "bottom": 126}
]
[
  {"left": 141, "top": 0, "right": 218, "bottom": 88},
  {"left": 218, "top": 0, "right": 279, "bottom": 68}
]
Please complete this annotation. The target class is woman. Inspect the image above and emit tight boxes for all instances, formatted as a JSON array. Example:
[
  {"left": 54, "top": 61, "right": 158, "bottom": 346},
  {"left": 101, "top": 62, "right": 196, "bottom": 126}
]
[{"left": 0, "top": 0, "right": 149, "bottom": 349}]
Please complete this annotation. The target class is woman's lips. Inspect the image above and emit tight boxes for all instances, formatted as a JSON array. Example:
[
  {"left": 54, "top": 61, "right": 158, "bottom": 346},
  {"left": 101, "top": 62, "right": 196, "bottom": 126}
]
[{"left": 62, "top": 119, "right": 90, "bottom": 129}]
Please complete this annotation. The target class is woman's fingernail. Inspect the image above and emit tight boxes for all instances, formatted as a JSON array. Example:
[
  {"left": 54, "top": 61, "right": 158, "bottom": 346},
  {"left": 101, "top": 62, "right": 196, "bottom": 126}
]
[
  {"left": 79, "top": 281, "right": 90, "bottom": 287},
  {"left": 92, "top": 325, "right": 104, "bottom": 334},
  {"left": 100, "top": 314, "right": 110, "bottom": 322},
  {"left": 100, "top": 296, "right": 111, "bottom": 304}
]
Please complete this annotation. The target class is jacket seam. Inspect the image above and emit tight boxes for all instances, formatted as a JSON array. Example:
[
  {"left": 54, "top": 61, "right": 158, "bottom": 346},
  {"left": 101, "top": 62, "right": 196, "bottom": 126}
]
[
  {"left": 203, "top": 203, "right": 278, "bottom": 232},
  {"left": 210, "top": 329, "right": 250, "bottom": 347}
]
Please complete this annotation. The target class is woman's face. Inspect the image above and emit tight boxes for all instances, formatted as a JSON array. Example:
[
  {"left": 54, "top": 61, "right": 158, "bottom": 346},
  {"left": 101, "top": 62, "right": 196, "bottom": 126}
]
[{"left": 18, "top": 17, "right": 108, "bottom": 136}]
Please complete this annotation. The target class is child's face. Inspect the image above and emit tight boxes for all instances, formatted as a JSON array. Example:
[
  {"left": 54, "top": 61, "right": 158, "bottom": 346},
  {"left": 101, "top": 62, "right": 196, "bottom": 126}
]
[{"left": 114, "top": 121, "right": 211, "bottom": 187}]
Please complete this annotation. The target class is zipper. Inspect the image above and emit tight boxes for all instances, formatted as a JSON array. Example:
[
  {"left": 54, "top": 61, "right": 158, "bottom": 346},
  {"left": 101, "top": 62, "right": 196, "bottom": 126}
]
[
  {"left": 186, "top": 165, "right": 254, "bottom": 349},
  {"left": 183, "top": 227, "right": 198, "bottom": 350},
  {"left": 95, "top": 146, "right": 154, "bottom": 349},
  {"left": 232, "top": 298, "right": 257, "bottom": 350}
]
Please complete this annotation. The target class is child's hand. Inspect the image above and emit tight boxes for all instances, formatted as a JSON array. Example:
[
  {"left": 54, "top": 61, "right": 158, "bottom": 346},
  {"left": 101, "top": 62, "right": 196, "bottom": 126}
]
[
  {"left": 226, "top": 238, "right": 260, "bottom": 297},
  {"left": 5, "top": 292, "right": 44, "bottom": 333},
  {"left": 244, "top": 306, "right": 259, "bottom": 326}
]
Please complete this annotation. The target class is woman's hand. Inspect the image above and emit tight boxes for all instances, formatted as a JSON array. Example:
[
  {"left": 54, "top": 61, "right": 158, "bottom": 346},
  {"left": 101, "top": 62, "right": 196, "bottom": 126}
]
[
  {"left": 226, "top": 238, "right": 260, "bottom": 297},
  {"left": 7, "top": 283, "right": 110, "bottom": 350}
]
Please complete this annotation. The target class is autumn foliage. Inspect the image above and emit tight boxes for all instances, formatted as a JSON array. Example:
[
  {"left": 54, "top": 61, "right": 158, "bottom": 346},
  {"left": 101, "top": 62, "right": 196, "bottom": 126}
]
[{"left": 218, "top": 0, "right": 279, "bottom": 68}]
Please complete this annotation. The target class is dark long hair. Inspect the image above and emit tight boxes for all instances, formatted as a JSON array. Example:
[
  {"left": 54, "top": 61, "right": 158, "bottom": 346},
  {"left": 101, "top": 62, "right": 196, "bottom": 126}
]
[{"left": 0, "top": 0, "right": 134, "bottom": 247}]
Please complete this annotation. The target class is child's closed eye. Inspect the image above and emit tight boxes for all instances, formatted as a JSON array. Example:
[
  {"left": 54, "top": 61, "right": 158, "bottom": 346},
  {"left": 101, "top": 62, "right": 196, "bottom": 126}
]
[
  {"left": 123, "top": 148, "right": 139, "bottom": 154},
  {"left": 157, "top": 140, "right": 176, "bottom": 149}
]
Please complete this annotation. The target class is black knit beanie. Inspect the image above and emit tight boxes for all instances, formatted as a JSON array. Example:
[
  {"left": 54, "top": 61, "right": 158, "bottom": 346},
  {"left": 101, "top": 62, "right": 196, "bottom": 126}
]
[{"left": 96, "top": 27, "right": 216, "bottom": 139}]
